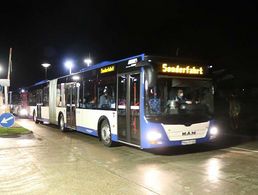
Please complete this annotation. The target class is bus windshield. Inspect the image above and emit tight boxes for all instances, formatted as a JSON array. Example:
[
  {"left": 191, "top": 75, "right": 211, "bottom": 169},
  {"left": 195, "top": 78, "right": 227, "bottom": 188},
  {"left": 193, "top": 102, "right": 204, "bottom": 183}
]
[{"left": 145, "top": 76, "right": 214, "bottom": 123}]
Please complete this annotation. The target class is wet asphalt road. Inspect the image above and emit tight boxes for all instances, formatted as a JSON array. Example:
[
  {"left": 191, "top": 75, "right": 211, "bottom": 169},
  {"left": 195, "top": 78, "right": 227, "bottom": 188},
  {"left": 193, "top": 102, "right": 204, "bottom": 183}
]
[{"left": 0, "top": 118, "right": 258, "bottom": 194}]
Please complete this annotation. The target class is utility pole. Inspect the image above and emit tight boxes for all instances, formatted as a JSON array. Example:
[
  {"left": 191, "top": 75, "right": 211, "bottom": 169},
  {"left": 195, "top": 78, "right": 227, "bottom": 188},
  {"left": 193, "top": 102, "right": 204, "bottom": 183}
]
[
  {"left": 5, "top": 48, "right": 12, "bottom": 111},
  {"left": 7, "top": 48, "right": 12, "bottom": 80}
]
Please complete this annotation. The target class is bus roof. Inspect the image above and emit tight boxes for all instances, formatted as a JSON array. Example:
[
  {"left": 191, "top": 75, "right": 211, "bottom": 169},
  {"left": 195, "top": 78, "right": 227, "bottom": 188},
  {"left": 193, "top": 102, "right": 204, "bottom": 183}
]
[
  {"left": 144, "top": 55, "right": 208, "bottom": 64},
  {"left": 80, "top": 53, "right": 145, "bottom": 72},
  {"left": 26, "top": 54, "right": 210, "bottom": 89},
  {"left": 30, "top": 79, "right": 49, "bottom": 87}
]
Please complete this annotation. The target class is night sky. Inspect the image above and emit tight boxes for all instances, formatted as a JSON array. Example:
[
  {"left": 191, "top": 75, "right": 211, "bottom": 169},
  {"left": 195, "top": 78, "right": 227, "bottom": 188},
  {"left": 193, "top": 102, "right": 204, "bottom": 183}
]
[{"left": 0, "top": 1, "right": 258, "bottom": 89}]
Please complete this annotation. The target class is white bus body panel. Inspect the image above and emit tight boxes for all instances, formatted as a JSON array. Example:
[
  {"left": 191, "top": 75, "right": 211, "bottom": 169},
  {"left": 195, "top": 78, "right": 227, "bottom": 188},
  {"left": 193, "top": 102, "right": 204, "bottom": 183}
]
[
  {"left": 76, "top": 109, "right": 117, "bottom": 135},
  {"left": 29, "top": 106, "right": 36, "bottom": 117},
  {"left": 49, "top": 79, "right": 57, "bottom": 124},
  {"left": 162, "top": 121, "right": 209, "bottom": 141},
  {"left": 41, "top": 106, "right": 49, "bottom": 120}
]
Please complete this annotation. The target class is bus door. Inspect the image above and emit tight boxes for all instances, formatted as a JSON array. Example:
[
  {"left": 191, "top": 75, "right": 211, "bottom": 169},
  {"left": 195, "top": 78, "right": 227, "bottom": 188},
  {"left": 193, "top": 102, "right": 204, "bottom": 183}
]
[
  {"left": 36, "top": 89, "right": 43, "bottom": 119},
  {"left": 117, "top": 73, "right": 140, "bottom": 145},
  {"left": 65, "top": 83, "right": 79, "bottom": 128},
  {"left": 36, "top": 104, "right": 42, "bottom": 119}
]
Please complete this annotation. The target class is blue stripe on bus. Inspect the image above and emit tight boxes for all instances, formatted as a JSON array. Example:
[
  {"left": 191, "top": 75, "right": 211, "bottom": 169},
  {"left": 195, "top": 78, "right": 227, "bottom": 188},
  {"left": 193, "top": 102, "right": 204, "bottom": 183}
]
[
  {"left": 41, "top": 118, "right": 49, "bottom": 123},
  {"left": 37, "top": 117, "right": 49, "bottom": 123},
  {"left": 111, "top": 53, "right": 145, "bottom": 64},
  {"left": 31, "top": 79, "right": 49, "bottom": 87},
  {"left": 76, "top": 126, "right": 98, "bottom": 136},
  {"left": 140, "top": 67, "right": 146, "bottom": 148},
  {"left": 76, "top": 126, "right": 118, "bottom": 141}
]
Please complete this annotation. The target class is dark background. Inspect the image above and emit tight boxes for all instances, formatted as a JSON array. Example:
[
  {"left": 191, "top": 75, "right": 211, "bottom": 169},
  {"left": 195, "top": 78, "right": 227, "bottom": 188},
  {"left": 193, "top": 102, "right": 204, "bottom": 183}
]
[{"left": 0, "top": 0, "right": 258, "bottom": 89}]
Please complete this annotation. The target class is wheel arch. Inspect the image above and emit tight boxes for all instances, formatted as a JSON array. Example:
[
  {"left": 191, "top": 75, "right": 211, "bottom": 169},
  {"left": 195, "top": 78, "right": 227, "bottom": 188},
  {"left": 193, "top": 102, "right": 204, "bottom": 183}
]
[{"left": 58, "top": 111, "right": 64, "bottom": 124}]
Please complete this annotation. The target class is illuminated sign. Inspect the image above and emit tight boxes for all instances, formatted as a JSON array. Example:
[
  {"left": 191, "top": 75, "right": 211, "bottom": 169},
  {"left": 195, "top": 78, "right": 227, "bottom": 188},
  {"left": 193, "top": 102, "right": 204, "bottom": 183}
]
[
  {"left": 100, "top": 65, "right": 115, "bottom": 74},
  {"left": 162, "top": 64, "right": 204, "bottom": 75},
  {"left": 126, "top": 58, "right": 138, "bottom": 68},
  {"left": 0, "top": 79, "right": 10, "bottom": 86},
  {"left": 128, "top": 58, "right": 138, "bottom": 64},
  {"left": 182, "top": 131, "right": 196, "bottom": 136}
]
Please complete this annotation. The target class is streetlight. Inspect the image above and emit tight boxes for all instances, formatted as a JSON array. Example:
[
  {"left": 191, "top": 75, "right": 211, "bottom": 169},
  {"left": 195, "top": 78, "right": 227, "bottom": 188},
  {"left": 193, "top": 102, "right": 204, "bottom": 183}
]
[
  {"left": 0, "top": 65, "right": 6, "bottom": 110},
  {"left": 41, "top": 63, "right": 51, "bottom": 80},
  {"left": 84, "top": 58, "right": 92, "bottom": 67},
  {"left": 64, "top": 60, "right": 74, "bottom": 75}
]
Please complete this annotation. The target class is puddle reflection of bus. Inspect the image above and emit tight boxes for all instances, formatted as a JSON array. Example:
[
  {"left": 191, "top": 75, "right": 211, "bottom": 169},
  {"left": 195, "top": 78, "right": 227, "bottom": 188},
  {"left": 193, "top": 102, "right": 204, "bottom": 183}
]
[{"left": 25, "top": 54, "right": 218, "bottom": 149}]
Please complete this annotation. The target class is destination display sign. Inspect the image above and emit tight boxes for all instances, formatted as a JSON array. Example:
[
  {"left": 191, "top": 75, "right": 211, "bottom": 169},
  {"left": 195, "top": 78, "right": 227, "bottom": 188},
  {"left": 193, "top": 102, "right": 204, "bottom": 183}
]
[
  {"left": 100, "top": 65, "right": 115, "bottom": 74},
  {"left": 161, "top": 63, "right": 204, "bottom": 75}
]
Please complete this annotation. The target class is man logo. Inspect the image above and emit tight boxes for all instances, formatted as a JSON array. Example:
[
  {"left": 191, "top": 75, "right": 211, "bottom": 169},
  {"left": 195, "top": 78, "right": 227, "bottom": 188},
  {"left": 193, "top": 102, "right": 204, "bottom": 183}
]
[{"left": 182, "top": 131, "right": 196, "bottom": 136}]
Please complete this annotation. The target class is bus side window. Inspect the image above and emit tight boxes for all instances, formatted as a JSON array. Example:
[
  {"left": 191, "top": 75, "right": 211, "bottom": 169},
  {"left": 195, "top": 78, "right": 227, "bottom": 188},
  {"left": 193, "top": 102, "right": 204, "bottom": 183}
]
[
  {"left": 98, "top": 86, "right": 112, "bottom": 109},
  {"left": 56, "top": 87, "right": 61, "bottom": 107},
  {"left": 97, "top": 76, "right": 116, "bottom": 110},
  {"left": 83, "top": 79, "right": 97, "bottom": 109},
  {"left": 61, "top": 83, "right": 65, "bottom": 107},
  {"left": 43, "top": 86, "right": 49, "bottom": 106}
]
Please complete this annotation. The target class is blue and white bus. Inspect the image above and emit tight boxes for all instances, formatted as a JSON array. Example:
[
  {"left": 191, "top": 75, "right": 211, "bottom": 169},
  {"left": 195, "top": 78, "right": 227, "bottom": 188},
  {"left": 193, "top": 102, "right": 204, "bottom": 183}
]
[{"left": 27, "top": 54, "right": 218, "bottom": 149}]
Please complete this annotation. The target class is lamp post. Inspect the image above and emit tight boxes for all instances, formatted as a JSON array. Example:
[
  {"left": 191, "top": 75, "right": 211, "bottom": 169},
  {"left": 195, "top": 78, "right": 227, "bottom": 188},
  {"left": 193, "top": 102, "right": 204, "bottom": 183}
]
[
  {"left": 65, "top": 60, "right": 74, "bottom": 75},
  {"left": 84, "top": 58, "right": 92, "bottom": 67},
  {"left": 41, "top": 63, "right": 51, "bottom": 80},
  {"left": 0, "top": 65, "right": 3, "bottom": 93},
  {"left": 0, "top": 65, "right": 5, "bottom": 111},
  {"left": 8, "top": 91, "right": 12, "bottom": 106}
]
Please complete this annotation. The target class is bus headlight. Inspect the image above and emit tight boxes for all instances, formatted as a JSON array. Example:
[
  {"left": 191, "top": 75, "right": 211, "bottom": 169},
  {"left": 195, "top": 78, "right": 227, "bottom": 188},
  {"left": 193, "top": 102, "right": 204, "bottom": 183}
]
[
  {"left": 210, "top": 126, "right": 218, "bottom": 135},
  {"left": 147, "top": 131, "right": 162, "bottom": 143},
  {"left": 20, "top": 109, "right": 28, "bottom": 116}
]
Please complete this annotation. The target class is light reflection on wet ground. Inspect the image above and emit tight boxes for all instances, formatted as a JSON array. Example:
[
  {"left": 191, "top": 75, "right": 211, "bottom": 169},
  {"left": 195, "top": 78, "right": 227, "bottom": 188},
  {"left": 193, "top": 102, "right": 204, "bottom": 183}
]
[
  {"left": 206, "top": 158, "right": 221, "bottom": 183},
  {"left": 0, "top": 118, "right": 258, "bottom": 194}
]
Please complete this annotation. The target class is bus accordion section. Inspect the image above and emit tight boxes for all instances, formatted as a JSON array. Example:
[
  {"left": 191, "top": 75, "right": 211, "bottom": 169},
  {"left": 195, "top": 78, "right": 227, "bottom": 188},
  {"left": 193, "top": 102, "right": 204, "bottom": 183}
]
[{"left": 24, "top": 54, "right": 218, "bottom": 149}]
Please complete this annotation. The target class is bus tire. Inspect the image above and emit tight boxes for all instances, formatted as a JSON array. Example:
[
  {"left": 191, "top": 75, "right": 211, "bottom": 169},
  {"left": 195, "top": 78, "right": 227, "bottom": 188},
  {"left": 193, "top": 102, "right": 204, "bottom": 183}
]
[
  {"left": 100, "top": 120, "right": 113, "bottom": 147},
  {"left": 59, "top": 114, "right": 66, "bottom": 132},
  {"left": 33, "top": 110, "right": 39, "bottom": 124}
]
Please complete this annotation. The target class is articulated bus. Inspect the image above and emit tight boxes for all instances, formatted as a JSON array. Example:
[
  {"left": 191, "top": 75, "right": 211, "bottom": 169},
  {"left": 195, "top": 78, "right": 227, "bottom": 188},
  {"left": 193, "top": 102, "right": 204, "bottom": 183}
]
[{"left": 26, "top": 54, "right": 218, "bottom": 149}]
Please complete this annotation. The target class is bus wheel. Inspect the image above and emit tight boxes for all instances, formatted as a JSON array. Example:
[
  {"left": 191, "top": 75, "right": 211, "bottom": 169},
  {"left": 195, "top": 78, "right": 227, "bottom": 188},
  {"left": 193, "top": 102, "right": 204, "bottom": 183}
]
[
  {"left": 59, "top": 114, "right": 66, "bottom": 132},
  {"left": 100, "top": 120, "right": 113, "bottom": 147},
  {"left": 33, "top": 110, "right": 39, "bottom": 124}
]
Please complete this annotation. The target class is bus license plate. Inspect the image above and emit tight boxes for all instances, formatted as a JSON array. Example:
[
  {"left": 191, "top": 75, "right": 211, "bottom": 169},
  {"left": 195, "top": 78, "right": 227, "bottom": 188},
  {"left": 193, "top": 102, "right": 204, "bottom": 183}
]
[{"left": 181, "top": 139, "right": 196, "bottom": 145}]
